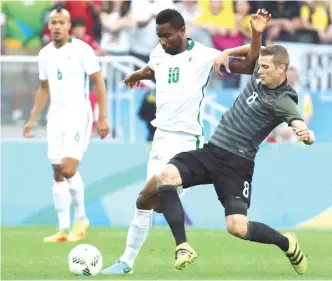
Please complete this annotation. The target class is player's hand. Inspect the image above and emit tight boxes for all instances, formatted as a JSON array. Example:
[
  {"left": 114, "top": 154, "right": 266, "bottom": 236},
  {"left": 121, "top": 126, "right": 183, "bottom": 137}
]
[
  {"left": 214, "top": 51, "right": 231, "bottom": 76},
  {"left": 293, "top": 127, "right": 310, "bottom": 142},
  {"left": 250, "top": 9, "right": 271, "bottom": 34},
  {"left": 23, "top": 120, "right": 35, "bottom": 138},
  {"left": 124, "top": 73, "right": 140, "bottom": 89},
  {"left": 97, "top": 117, "right": 109, "bottom": 139}
]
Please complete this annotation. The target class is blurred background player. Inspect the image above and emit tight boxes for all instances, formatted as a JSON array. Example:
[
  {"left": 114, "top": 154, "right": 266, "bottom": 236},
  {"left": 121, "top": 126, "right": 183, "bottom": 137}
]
[{"left": 23, "top": 7, "right": 109, "bottom": 242}]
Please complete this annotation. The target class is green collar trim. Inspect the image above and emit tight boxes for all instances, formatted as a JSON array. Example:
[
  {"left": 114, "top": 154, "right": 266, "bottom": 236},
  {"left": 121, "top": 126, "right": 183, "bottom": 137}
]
[{"left": 187, "top": 38, "right": 195, "bottom": 51}]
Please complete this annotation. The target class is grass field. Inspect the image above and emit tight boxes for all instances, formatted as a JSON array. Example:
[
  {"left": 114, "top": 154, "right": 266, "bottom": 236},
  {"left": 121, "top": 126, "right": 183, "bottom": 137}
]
[{"left": 1, "top": 227, "right": 331, "bottom": 280}]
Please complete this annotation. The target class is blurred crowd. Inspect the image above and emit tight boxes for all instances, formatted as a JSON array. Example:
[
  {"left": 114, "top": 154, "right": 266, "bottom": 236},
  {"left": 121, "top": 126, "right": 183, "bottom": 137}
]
[
  {"left": 1, "top": 0, "right": 332, "bottom": 58},
  {"left": 0, "top": 0, "right": 329, "bottom": 143}
]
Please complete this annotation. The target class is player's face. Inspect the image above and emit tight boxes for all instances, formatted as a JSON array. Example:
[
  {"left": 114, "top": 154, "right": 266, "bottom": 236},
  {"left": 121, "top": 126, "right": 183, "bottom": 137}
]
[
  {"left": 156, "top": 23, "right": 185, "bottom": 55},
  {"left": 72, "top": 26, "right": 86, "bottom": 39},
  {"left": 49, "top": 13, "right": 71, "bottom": 43},
  {"left": 258, "top": 55, "right": 286, "bottom": 87}
]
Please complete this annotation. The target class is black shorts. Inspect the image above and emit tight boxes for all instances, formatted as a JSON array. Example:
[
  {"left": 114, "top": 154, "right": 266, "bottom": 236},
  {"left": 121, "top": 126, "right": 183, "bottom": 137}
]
[{"left": 168, "top": 142, "right": 255, "bottom": 215}]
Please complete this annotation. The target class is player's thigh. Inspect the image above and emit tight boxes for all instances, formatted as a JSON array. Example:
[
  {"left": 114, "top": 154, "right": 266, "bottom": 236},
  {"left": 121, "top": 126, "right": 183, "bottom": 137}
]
[
  {"left": 62, "top": 117, "right": 92, "bottom": 162},
  {"left": 47, "top": 122, "right": 64, "bottom": 165},
  {"left": 213, "top": 153, "right": 254, "bottom": 211},
  {"left": 168, "top": 143, "right": 215, "bottom": 189}
]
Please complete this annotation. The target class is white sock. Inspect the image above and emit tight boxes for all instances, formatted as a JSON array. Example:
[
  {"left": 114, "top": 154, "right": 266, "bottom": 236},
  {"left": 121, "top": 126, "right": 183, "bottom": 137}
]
[
  {"left": 68, "top": 172, "right": 86, "bottom": 220},
  {"left": 52, "top": 181, "right": 71, "bottom": 231},
  {"left": 120, "top": 208, "right": 153, "bottom": 268}
]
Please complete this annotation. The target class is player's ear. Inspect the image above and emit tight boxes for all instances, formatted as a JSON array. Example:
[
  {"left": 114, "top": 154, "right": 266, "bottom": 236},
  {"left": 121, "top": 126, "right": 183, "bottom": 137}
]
[
  {"left": 180, "top": 26, "right": 186, "bottom": 36},
  {"left": 278, "top": 64, "right": 286, "bottom": 74}
]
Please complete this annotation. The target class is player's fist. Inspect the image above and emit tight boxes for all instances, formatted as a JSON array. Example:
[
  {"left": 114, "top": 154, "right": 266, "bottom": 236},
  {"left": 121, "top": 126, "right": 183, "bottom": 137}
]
[
  {"left": 293, "top": 127, "right": 310, "bottom": 142},
  {"left": 214, "top": 51, "right": 231, "bottom": 76},
  {"left": 250, "top": 9, "right": 271, "bottom": 34},
  {"left": 123, "top": 73, "right": 140, "bottom": 89},
  {"left": 97, "top": 117, "right": 109, "bottom": 139},
  {"left": 23, "top": 120, "right": 35, "bottom": 138}
]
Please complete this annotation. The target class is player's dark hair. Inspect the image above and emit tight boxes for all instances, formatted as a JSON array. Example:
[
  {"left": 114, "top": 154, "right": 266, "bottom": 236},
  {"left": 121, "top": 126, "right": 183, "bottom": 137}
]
[
  {"left": 55, "top": 5, "right": 64, "bottom": 13},
  {"left": 260, "top": 45, "right": 290, "bottom": 71},
  {"left": 71, "top": 18, "right": 86, "bottom": 28},
  {"left": 156, "top": 9, "right": 185, "bottom": 30}
]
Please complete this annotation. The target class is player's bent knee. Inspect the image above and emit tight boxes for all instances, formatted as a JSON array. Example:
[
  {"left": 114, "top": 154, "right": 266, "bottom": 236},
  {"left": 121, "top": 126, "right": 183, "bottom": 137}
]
[
  {"left": 61, "top": 164, "right": 77, "bottom": 179},
  {"left": 226, "top": 215, "right": 248, "bottom": 239},
  {"left": 156, "top": 164, "right": 182, "bottom": 186}
]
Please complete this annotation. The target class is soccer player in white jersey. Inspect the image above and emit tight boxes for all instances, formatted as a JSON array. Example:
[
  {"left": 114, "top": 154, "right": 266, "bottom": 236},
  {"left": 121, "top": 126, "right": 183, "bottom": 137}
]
[
  {"left": 101, "top": 8, "right": 267, "bottom": 275},
  {"left": 23, "top": 7, "right": 109, "bottom": 242}
]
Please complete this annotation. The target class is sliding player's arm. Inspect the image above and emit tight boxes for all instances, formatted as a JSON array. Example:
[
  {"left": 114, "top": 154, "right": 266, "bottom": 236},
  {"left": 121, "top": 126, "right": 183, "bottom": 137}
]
[
  {"left": 83, "top": 44, "right": 109, "bottom": 139},
  {"left": 23, "top": 52, "right": 50, "bottom": 137},
  {"left": 274, "top": 95, "right": 315, "bottom": 145},
  {"left": 215, "top": 9, "right": 271, "bottom": 75}
]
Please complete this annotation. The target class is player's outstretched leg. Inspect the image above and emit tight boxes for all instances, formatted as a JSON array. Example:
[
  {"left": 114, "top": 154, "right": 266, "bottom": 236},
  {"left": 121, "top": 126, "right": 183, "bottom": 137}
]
[
  {"left": 100, "top": 176, "right": 158, "bottom": 275},
  {"left": 67, "top": 172, "right": 89, "bottom": 242},
  {"left": 157, "top": 165, "right": 198, "bottom": 270},
  {"left": 226, "top": 213, "right": 307, "bottom": 275}
]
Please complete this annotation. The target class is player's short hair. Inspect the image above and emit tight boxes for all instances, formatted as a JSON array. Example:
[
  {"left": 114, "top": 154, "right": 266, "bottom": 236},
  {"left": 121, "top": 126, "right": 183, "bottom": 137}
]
[
  {"left": 71, "top": 18, "right": 86, "bottom": 28},
  {"left": 260, "top": 45, "right": 290, "bottom": 71},
  {"left": 50, "top": 5, "right": 71, "bottom": 21},
  {"left": 156, "top": 9, "right": 185, "bottom": 30}
]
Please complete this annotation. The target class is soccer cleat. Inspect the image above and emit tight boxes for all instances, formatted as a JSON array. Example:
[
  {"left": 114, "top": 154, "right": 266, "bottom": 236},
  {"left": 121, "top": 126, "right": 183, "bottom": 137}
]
[
  {"left": 174, "top": 242, "right": 198, "bottom": 270},
  {"left": 67, "top": 217, "right": 90, "bottom": 242},
  {"left": 99, "top": 260, "right": 133, "bottom": 275},
  {"left": 43, "top": 230, "right": 68, "bottom": 242},
  {"left": 284, "top": 232, "right": 307, "bottom": 275}
]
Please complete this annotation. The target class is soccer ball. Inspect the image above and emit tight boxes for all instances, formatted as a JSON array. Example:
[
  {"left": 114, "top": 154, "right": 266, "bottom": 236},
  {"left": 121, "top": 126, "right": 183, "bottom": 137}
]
[{"left": 68, "top": 244, "right": 103, "bottom": 276}]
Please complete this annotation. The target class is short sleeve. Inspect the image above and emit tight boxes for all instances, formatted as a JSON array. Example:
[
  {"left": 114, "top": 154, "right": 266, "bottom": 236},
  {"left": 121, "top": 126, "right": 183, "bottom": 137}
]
[
  {"left": 38, "top": 51, "right": 48, "bottom": 81},
  {"left": 206, "top": 47, "right": 222, "bottom": 62},
  {"left": 82, "top": 44, "right": 101, "bottom": 75},
  {"left": 274, "top": 95, "right": 303, "bottom": 125},
  {"left": 148, "top": 59, "right": 154, "bottom": 71}
]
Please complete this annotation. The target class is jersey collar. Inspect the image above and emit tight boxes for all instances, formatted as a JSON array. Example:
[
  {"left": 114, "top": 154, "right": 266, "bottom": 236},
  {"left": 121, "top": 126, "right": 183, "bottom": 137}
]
[
  {"left": 68, "top": 37, "right": 73, "bottom": 43},
  {"left": 187, "top": 38, "right": 195, "bottom": 51}
]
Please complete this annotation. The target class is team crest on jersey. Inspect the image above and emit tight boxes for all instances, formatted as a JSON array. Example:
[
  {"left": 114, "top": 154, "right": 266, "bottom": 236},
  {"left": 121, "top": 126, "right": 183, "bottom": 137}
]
[{"left": 189, "top": 56, "right": 193, "bottom": 62}]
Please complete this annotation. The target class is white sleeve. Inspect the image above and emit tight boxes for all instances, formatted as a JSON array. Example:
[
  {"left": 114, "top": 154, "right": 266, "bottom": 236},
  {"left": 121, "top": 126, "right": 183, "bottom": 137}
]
[
  {"left": 148, "top": 54, "right": 155, "bottom": 71},
  {"left": 82, "top": 45, "right": 101, "bottom": 75},
  {"left": 38, "top": 51, "right": 47, "bottom": 81},
  {"left": 206, "top": 47, "right": 222, "bottom": 62}
]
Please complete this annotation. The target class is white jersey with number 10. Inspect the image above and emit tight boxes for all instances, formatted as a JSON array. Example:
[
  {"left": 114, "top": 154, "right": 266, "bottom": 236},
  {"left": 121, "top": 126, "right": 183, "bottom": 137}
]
[{"left": 148, "top": 39, "right": 221, "bottom": 136}]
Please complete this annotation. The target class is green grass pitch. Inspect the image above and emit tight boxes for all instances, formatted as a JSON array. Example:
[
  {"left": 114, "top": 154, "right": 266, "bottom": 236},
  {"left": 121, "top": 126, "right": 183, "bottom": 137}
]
[{"left": 1, "top": 227, "right": 331, "bottom": 280}]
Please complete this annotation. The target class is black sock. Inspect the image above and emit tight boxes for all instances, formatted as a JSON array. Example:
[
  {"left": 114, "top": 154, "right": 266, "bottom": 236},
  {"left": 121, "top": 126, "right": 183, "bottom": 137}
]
[
  {"left": 159, "top": 185, "right": 187, "bottom": 246},
  {"left": 245, "top": 221, "right": 289, "bottom": 252}
]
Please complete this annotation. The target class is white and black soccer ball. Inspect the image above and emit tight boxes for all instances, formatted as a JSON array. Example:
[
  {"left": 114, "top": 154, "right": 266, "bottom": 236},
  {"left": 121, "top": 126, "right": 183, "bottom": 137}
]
[{"left": 68, "top": 244, "right": 103, "bottom": 276}]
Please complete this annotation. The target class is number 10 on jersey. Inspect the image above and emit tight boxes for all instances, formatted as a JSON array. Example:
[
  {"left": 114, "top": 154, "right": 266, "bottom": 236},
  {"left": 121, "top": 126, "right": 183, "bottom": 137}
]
[{"left": 168, "top": 67, "right": 180, "bottom": 84}]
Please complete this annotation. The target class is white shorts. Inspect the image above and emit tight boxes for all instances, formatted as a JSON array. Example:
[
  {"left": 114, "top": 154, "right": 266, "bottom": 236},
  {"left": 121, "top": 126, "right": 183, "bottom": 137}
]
[
  {"left": 147, "top": 128, "right": 204, "bottom": 194},
  {"left": 47, "top": 114, "right": 92, "bottom": 165}
]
